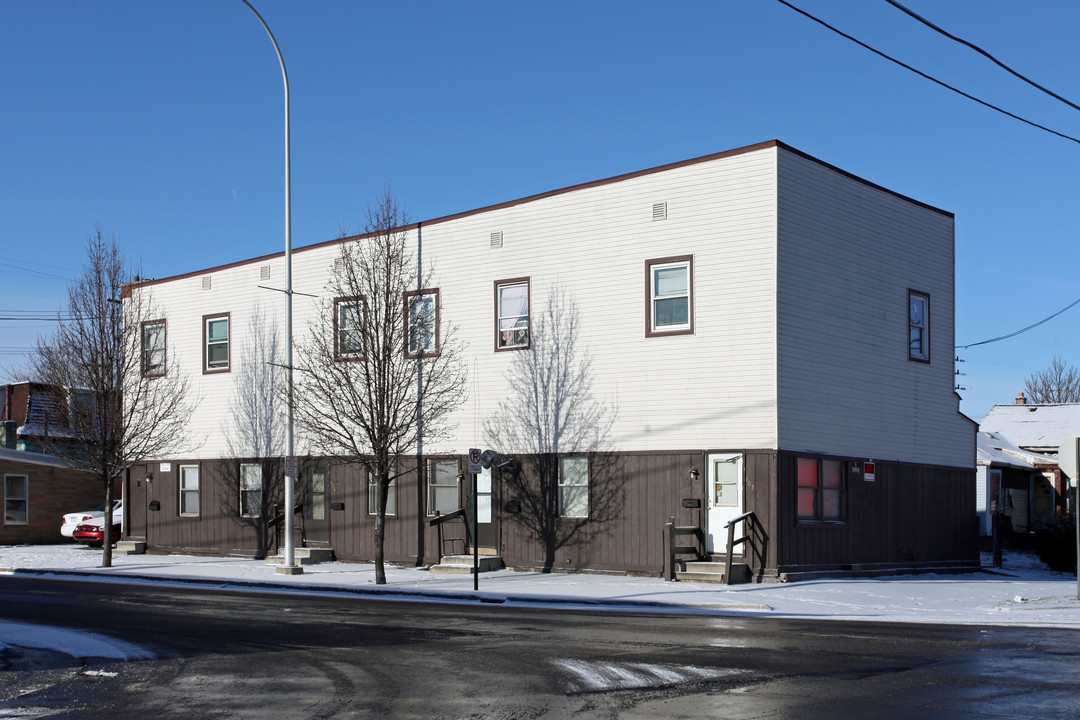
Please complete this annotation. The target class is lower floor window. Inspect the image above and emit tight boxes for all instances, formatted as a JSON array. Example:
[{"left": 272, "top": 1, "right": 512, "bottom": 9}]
[
  {"left": 368, "top": 473, "right": 397, "bottom": 516},
  {"left": 558, "top": 457, "right": 589, "bottom": 518},
  {"left": 796, "top": 457, "right": 844, "bottom": 522},
  {"left": 239, "top": 464, "right": 263, "bottom": 518},
  {"left": 428, "top": 459, "right": 460, "bottom": 515},
  {"left": 180, "top": 465, "right": 200, "bottom": 516},
  {"left": 4, "top": 475, "right": 28, "bottom": 525}
]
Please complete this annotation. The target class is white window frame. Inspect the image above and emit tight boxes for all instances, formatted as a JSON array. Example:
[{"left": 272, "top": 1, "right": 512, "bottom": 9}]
[
  {"left": 141, "top": 319, "right": 167, "bottom": 378},
  {"left": 558, "top": 457, "right": 590, "bottom": 518},
  {"left": 405, "top": 289, "right": 439, "bottom": 358},
  {"left": 179, "top": 465, "right": 200, "bottom": 517},
  {"left": 368, "top": 473, "right": 396, "bottom": 516},
  {"left": 203, "top": 313, "right": 230, "bottom": 373},
  {"left": 427, "top": 458, "right": 460, "bottom": 516},
  {"left": 909, "top": 290, "right": 930, "bottom": 362},
  {"left": 647, "top": 256, "right": 693, "bottom": 336},
  {"left": 335, "top": 296, "right": 365, "bottom": 360},
  {"left": 4, "top": 474, "right": 28, "bottom": 525},
  {"left": 239, "top": 463, "right": 263, "bottom": 519},
  {"left": 495, "top": 278, "right": 530, "bottom": 351}
]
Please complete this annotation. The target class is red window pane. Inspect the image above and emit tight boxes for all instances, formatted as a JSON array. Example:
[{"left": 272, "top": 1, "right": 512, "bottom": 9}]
[{"left": 797, "top": 458, "right": 818, "bottom": 488}]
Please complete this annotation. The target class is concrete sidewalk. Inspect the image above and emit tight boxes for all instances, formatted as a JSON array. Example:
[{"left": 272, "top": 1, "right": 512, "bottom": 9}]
[{"left": 2, "top": 544, "right": 1078, "bottom": 627}]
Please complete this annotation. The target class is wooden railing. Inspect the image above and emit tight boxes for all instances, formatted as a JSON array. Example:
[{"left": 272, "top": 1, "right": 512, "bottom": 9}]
[
  {"left": 428, "top": 508, "right": 469, "bottom": 556},
  {"left": 723, "top": 511, "right": 768, "bottom": 584},
  {"left": 664, "top": 520, "right": 705, "bottom": 581}
]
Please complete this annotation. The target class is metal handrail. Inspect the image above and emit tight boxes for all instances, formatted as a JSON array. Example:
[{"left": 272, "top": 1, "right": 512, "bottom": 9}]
[
  {"left": 665, "top": 520, "right": 705, "bottom": 581},
  {"left": 429, "top": 508, "right": 469, "bottom": 556},
  {"left": 723, "top": 511, "right": 768, "bottom": 584}
]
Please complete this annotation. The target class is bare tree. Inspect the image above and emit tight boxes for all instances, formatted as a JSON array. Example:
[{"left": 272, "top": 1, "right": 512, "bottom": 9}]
[
  {"left": 30, "top": 229, "right": 198, "bottom": 567},
  {"left": 293, "top": 189, "right": 467, "bottom": 584},
  {"left": 220, "top": 306, "right": 287, "bottom": 557},
  {"left": 484, "top": 284, "right": 622, "bottom": 572},
  {"left": 1023, "top": 357, "right": 1080, "bottom": 404}
]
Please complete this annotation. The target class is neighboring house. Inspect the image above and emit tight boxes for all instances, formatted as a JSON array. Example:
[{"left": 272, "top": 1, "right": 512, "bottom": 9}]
[
  {"left": 122, "top": 139, "right": 977, "bottom": 579},
  {"left": 976, "top": 430, "right": 1057, "bottom": 536},
  {"left": 2, "top": 385, "right": 102, "bottom": 544},
  {"left": 978, "top": 393, "right": 1079, "bottom": 533}
]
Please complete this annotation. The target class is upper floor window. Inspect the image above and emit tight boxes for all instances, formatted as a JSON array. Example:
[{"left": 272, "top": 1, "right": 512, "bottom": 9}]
[
  {"left": 141, "top": 319, "right": 166, "bottom": 377},
  {"left": 909, "top": 290, "right": 930, "bottom": 362},
  {"left": 4, "top": 474, "right": 28, "bottom": 525},
  {"left": 335, "top": 296, "right": 365, "bottom": 360},
  {"left": 495, "top": 278, "right": 530, "bottom": 351},
  {"left": 558, "top": 456, "right": 589, "bottom": 518},
  {"left": 797, "top": 457, "right": 845, "bottom": 522},
  {"left": 203, "top": 313, "right": 230, "bottom": 373},
  {"left": 405, "top": 289, "right": 439, "bottom": 358},
  {"left": 646, "top": 255, "right": 693, "bottom": 336}
]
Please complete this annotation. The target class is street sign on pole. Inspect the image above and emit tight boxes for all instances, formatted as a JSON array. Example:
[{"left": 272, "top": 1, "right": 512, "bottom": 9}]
[{"left": 467, "top": 448, "right": 482, "bottom": 475}]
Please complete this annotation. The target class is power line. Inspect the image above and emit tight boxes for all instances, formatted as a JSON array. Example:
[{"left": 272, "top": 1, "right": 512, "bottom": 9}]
[
  {"left": 882, "top": 0, "right": 1080, "bottom": 114},
  {"left": 775, "top": 0, "right": 1080, "bottom": 146},
  {"left": 956, "top": 296, "right": 1080, "bottom": 349}
]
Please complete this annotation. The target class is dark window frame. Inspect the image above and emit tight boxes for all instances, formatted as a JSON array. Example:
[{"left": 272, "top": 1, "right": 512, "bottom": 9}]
[
  {"left": 334, "top": 295, "right": 366, "bottom": 361},
  {"left": 494, "top": 277, "right": 531, "bottom": 352},
  {"left": 404, "top": 288, "right": 441, "bottom": 359},
  {"left": 202, "top": 312, "right": 231, "bottom": 374},
  {"left": 141, "top": 319, "right": 167, "bottom": 378},
  {"left": 796, "top": 456, "right": 846, "bottom": 523},
  {"left": 645, "top": 255, "right": 694, "bottom": 337},
  {"left": 908, "top": 289, "right": 930, "bottom": 363},
  {"left": 3, "top": 474, "right": 28, "bottom": 525}
]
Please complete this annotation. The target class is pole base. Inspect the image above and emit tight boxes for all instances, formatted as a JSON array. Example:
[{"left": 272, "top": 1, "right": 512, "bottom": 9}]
[{"left": 275, "top": 565, "right": 304, "bottom": 575}]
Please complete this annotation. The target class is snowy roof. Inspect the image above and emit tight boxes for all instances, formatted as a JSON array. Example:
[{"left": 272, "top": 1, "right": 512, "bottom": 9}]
[
  {"left": 976, "top": 431, "right": 1056, "bottom": 469},
  {"left": 0, "top": 445, "right": 70, "bottom": 469},
  {"left": 979, "top": 403, "right": 1080, "bottom": 452}
]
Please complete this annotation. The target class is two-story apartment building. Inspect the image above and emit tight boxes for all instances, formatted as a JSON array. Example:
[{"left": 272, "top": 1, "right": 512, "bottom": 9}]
[{"left": 122, "top": 140, "right": 978, "bottom": 579}]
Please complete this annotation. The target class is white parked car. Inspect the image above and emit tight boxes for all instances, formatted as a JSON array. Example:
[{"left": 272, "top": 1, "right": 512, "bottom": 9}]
[{"left": 61, "top": 500, "right": 123, "bottom": 538}]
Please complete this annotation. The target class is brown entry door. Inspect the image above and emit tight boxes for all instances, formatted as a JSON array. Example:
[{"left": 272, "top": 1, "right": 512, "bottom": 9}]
[{"left": 128, "top": 465, "right": 148, "bottom": 539}]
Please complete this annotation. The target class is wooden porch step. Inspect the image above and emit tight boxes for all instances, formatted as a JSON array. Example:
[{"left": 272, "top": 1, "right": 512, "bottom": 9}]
[
  {"left": 428, "top": 554, "right": 504, "bottom": 574},
  {"left": 265, "top": 547, "right": 335, "bottom": 566}
]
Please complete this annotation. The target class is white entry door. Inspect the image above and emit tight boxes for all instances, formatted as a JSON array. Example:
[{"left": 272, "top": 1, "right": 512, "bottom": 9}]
[{"left": 706, "top": 453, "right": 744, "bottom": 554}]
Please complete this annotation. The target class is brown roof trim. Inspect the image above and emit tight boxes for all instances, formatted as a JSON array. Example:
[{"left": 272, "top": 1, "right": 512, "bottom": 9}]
[{"left": 129, "top": 139, "right": 951, "bottom": 289}]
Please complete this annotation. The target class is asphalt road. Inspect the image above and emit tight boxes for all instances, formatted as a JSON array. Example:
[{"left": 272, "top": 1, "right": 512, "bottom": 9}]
[{"left": 0, "top": 575, "right": 1077, "bottom": 719}]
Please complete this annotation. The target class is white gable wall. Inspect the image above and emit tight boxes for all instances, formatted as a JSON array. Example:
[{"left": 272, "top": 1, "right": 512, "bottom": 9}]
[{"left": 775, "top": 148, "right": 974, "bottom": 468}]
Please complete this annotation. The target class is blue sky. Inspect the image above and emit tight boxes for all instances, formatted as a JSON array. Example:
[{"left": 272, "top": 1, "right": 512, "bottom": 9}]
[{"left": 2, "top": 0, "right": 1078, "bottom": 421}]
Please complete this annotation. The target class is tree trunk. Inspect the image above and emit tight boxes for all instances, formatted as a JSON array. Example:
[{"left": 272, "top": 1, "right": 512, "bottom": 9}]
[
  {"left": 101, "top": 474, "right": 114, "bottom": 568},
  {"left": 374, "top": 471, "right": 387, "bottom": 584}
]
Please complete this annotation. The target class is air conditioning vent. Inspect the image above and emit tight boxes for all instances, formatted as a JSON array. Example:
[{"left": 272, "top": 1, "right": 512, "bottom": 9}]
[
  {"left": 201, "top": 276, "right": 212, "bottom": 291},
  {"left": 490, "top": 231, "right": 504, "bottom": 249},
  {"left": 652, "top": 202, "right": 668, "bottom": 221},
  {"left": 260, "top": 265, "right": 271, "bottom": 281}
]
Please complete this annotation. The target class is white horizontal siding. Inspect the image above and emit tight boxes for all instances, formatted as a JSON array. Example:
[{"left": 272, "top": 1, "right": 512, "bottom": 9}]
[
  {"left": 775, "top": 149, "right": 974, "bottom": 468},
  {"left": 138, "top": 146, "right": 782, "bottom": 458}
]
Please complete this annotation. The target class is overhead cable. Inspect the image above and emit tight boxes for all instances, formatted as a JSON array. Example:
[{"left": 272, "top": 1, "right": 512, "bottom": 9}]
[
  {"left": 882, "top": 0, "right": 1080, "bottom": 114},
  {"left": 956, "top": 296, "right": 1080, "bottom": 349},
  {"left": 775, "top": 0, "right": 1080, "bottom": 146}
]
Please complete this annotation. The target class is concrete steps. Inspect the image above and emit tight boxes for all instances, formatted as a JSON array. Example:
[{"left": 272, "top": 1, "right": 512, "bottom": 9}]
[
  {"left": 113, "top": 540, "right": 146, "bottom": 556},
  {"left": 428, "top": 554, "right": 504, "bottom": 575},
  {"left": 675, "top": 559, "right": 751, "bottom": 584},
  {"left": 265, "top": 547, "right": 335, "bottom": 566}
]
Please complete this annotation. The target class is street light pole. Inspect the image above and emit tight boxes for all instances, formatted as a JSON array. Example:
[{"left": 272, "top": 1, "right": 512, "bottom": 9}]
[{"left": 240, "top": 0, "right": 300, "bottom": 574}]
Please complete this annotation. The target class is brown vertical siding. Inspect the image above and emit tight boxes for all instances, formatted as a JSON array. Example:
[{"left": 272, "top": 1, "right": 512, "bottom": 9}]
[{"left": 0, "top": 458, "right": 103, "bottom": 545}]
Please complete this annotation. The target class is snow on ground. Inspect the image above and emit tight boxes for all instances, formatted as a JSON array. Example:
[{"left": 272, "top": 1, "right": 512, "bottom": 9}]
[
  {"left": 0, "top": 618, "right": 153, "bottom": 661},
  {"left": 0, "top": 543, "right": 1077, "bottom": 664}
]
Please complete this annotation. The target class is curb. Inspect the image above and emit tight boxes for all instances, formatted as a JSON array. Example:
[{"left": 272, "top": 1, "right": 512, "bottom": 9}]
[{"left": 3, "top": 567, "right": 772, "bottom": 614}]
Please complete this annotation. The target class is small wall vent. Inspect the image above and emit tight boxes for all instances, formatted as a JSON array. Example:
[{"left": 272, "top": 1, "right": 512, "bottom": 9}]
[
  {"left": 260, "top": 265, "right": 271, "bottom": 281},
  {"left": 652, "top": 202, "right": 668, "bottom": 221},
  {"left": 490, "top": 231, "right": 504, "bottom": 249},
  {"left": 201, "top": 276, "right": 212, "bottom": 291},
  {"left": 334, "top": 258, "right": 345, "bottom": 272}
]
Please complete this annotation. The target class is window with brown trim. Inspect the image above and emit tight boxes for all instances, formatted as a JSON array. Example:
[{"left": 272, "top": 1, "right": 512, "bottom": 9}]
[
  {"left": 334, "top": 296, "right": 365, "bottom": 360},
  {"left": 646, "top": 255, "right": 693, "bottom": 336},
  {"left": 796, "top": 457, "right": 845, "bottom": 522},
  {"left": 909, "top": 290, "right": 930, "bottom": 362},
  {"left": 405, "top": 289, "right": 440, "bottom": 358},
  {"left": 141, "top": 319, "right": 166, "bottom": 377},
  {"left": 495, "top": 278, "right": 530, "bottom": 351},
  {"left": 4, "top": 474, "right": 28, "bottom": 525},
  {"left": 203, "top": 313, "right": 230, "bottom": 374}
]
